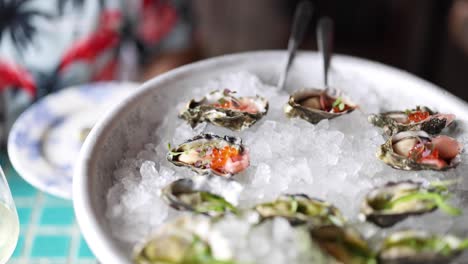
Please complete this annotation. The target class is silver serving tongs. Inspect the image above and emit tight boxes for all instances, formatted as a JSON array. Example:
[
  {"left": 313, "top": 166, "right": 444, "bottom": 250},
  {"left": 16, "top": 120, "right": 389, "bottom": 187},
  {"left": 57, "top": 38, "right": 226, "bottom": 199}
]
[{"left": 277, "top": 0, "right": 313, "bottom": 90}]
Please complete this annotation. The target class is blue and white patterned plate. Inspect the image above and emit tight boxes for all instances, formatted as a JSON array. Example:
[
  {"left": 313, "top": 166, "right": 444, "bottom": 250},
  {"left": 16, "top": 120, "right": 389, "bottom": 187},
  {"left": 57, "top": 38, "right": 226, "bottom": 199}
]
[{"left": 8, "top": 82, "right": 139, "bottom": 199}]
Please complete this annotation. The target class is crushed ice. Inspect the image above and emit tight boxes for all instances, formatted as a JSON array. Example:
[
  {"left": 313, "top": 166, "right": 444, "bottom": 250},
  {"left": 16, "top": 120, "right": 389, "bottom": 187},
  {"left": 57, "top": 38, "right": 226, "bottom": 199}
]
[{"left": 106, "top": 71, "right": 468, "bottom": 262}]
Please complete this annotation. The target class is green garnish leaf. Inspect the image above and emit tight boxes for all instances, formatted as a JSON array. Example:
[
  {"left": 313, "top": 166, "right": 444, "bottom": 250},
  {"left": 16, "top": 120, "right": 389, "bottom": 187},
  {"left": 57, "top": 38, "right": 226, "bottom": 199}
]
[
  {"left": 385, "top": 192, "right": 462, "bottom": 216},
  {"left": 167, "top": 143, "right": 185, "bottom": 157},
  {"left": 332, "top": 97, "right": 343, "bottom": 108},
  {"left": 429, "top": 179, "right": 460, "bottom": 192},
  {"left": 195, "top": 192, "right": 237, "bottom": 214},
  {"left": 459, "top": 239, "right": 468, "bottom": 250},
  {"left": 338, "top": 102, "right": 345, "bottom": 111},
  {"left": 218, "top": 98, "right": 227, "bottom": 105},
  {"left": 289, "top": 197, "right": 299, "bottom": 213}
]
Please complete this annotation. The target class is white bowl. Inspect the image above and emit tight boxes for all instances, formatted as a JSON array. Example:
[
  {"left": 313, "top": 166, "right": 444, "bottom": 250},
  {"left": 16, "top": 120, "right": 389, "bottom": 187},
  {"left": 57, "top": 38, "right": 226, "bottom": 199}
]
[{"left": 74, "top": 51, "right": 468, "bottom": 264}]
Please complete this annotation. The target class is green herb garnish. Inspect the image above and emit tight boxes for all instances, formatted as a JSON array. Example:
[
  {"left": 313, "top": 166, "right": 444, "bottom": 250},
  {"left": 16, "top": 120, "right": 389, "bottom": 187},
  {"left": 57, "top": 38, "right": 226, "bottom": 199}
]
[
  {"left": 185, "top": 235, "right": 237, "bottom": 264},
  {"left": 384, "top": 192, "right": 461, "bottom": 216},
  {"left": 167, "top": 142, "right": 185, "bottom": 156},
  {"left": 194, "top": 192, "right": 237, "bottom": 214},
  {"left": 332, "top": 97, "right": 346, "bottom": 111},
  {"left": 218, "top": 98, "right": 227, "bottom": 105}
]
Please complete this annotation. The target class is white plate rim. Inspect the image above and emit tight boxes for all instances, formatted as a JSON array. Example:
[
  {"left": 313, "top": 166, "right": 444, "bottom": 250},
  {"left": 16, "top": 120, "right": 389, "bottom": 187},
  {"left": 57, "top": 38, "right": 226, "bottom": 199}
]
[{"left": 8, "top": 81, "right": 140, "bottom": 199}]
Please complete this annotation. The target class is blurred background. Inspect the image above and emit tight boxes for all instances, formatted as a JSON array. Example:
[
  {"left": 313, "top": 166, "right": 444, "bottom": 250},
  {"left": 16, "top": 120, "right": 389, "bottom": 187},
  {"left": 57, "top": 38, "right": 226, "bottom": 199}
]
[
  {"left": 187, "top": 0, "right": 468, "bottom": 100},
  {"left": 2, "top": 0, "right": 468, "bottom": 146}
]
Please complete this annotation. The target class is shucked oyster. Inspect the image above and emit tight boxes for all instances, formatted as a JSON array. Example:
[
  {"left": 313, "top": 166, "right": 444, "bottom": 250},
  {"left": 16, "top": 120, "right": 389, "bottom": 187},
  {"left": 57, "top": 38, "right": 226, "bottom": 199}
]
[
  {"left": 284, "top": 88, "right": 356, "bottom": 124},
  {"left": 167, "top": 133, "right": 250, "bottom": 177},
  {"left": 134, "top": 215, "right": 233, "bottom": 264},
  {"left": 368, "top": 106, "right": 455, "bottom": 136},
  {"left": 378, "top": 130, "right": 462, "bottom": 171},
  {"left": 360, "top": 181, "right": 460, "bottom": 228},
  {"left": 179, "top": 89, "right": 268, "bottom": 131},
  {"left": 254, "top": 194, "right": 346, "bottom": 227},
  {"left": 309, "top": 225, "right": 376, "bottom": 264},
  {"left": 162, "top": 177, "right": 240, "bottom": 217},
  {"left": 378, "top": 230, "right": 468, "bottom": 264}
]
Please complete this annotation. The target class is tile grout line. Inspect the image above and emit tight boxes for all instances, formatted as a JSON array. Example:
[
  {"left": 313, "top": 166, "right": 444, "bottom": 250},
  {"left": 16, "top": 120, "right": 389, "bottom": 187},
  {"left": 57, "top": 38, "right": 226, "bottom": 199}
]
[
  {"left": 21, "top": 191, "right": 44, "bottom": 264},
  {"left": 68, "top": 221, "right": 81, "bottom": 264}
]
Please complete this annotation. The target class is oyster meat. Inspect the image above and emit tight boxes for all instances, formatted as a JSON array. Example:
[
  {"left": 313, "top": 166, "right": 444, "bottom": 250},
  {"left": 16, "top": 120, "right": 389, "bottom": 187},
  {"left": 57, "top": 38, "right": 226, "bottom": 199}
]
[
  {"left": 378, "top": 130, "right": 462, "bottom": 170},
  {"left": 309, "top": 225, "right": 376, "bottom": 264},
  {"left": 134, "top": 215, "right": 233, "bottom": 264},
  {"left": 378, "top": 230, "right": 468, "bottom": 264},
  {"left": 368, "top": 106, "right": 455, "bottom": 136},
  {"left": 167, "top": 134, "right": 250, "bottom": 177},
  {"left": 360, "top": 181, "right": 460, "bottom": 227},
  {"left": 254, "top": 194, "right": 346, "bottom": 227},
  {"left": 284, "top": 88, "right": 356, "bottom": 124},
  {"left": 179, "top": 89, "right": 268, "bottom": 131},
  {"left": 162, "top": 177, "right": 239, "bottom": 217}
]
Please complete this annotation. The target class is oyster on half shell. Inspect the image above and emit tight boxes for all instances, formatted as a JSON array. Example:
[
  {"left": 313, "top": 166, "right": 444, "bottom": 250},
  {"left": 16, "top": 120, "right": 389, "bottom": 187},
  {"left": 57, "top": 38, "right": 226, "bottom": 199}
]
[
  {"left": 378, "top": 230, "right": 468, "bottom": 264},
  {"left": 377, "top": 130, "right": 462, "bottom": 171},
  {"left": 167, "top": 133, "right": 250, "bottom": 177},
  {"left": 368, "top": 106, "right": 455, "bottom": 136},
  {"left": 254, "top": 194, "right": 346, "bottom": 227},
  {"left": 309, "top": 225, "right": 376, "bottom": 264},
  {"left": 284, "top": 88, "right": 356, "bottom": 124},
  {"left": 162, "top": 177, "right": 240, "bottom": 217},
  {"left": 179, "top": 89, "right": 268, "bottom": 131},
  {"left": 134, "top": 215, "right": 233, "bottom": 264},
  {"left": 360, "top": 181, "right": 460, "bottom": 228}
]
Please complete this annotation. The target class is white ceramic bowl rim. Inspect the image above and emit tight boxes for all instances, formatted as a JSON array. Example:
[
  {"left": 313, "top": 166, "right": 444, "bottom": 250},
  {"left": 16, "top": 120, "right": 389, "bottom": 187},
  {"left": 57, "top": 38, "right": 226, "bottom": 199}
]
[{"left": 74, "top": 50, "right": 468, "bottom": 264}]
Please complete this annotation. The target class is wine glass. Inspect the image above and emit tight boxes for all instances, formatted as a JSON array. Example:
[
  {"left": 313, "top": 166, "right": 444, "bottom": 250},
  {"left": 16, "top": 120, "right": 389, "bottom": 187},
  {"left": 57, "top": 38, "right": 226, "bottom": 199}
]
[{"left": 0, "top": 165, "right": 19, "bottom": 264}]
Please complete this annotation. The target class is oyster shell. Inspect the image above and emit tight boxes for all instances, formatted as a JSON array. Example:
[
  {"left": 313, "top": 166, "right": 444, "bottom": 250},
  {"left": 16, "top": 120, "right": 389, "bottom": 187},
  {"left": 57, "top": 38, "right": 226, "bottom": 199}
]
[
  {"left": 179, "top": 89, "right": 269, "bottom": 131},
  {"left": 162, "top": 177, "right": 239, "bottom": 217},
  {"left": 378, "top": 130, "right": 462, "bottom": 171},
  {"left": 167, "top": 133, "right": 250, "bottom": 177},
  {"left": 134, "top": 215, "right": 232, "bottom": 264},
  {"left": 254, "top": 194, "right": 346, "bottom": 227},
  {"left": 284, "top": 88, "right": 356, "bottom": 124},
  {"left": 378, "top": 230, "right": 468, "bottom": 264},
  {"left": 309, "top": 225, "right": 376, "bottom": 264},
  {"left": 368, "top": 106, "right": 455, "bottom": 136},
  {"left": 360, "top": 181, "right": 460, "bottom": 227}
]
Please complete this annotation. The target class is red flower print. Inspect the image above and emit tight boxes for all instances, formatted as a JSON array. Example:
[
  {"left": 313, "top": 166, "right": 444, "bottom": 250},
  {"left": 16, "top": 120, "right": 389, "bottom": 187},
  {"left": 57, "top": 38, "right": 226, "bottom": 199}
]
[
  {"left": 138, "top": 0, "right": 178, "bottom": 44},
  {"left": 58, "top": 10, "right": 122, "bottom": 72},
  {"left": 0, "top": 60, "right": 36, "bottom": 97}
]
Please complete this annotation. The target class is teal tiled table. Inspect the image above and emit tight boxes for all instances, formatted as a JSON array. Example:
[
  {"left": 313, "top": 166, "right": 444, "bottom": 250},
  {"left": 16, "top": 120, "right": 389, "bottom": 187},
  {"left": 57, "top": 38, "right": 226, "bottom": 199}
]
[{"left": 0, "top": 153, "right": 97, "bottom": 264}]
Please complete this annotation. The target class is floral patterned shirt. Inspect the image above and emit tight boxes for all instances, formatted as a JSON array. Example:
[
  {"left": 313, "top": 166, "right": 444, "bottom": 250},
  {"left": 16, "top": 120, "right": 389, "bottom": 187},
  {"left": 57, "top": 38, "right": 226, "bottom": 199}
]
[{"left": 0, "top": 0, "right": 187, "bottom": 144}]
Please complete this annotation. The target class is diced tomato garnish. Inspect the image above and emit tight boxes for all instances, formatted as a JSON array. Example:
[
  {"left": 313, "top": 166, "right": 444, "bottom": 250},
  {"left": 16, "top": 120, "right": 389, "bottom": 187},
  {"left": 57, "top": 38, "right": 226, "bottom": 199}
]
[
  {"left": 408, "top": 144, "right": 425, "bottom": 161},
  {"left": 408, "top": 142, "right": 443, "bottom": 166},
  {"left": 332, "top": 104, "right": 352, "bottom": 113}
]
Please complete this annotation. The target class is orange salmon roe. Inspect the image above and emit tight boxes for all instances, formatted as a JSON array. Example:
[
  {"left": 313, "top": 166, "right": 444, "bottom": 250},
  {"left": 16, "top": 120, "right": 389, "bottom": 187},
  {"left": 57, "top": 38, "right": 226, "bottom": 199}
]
[
  {"left": 213, "top": 101, "right": 233, "bottom": 109},
  {"left": 407, "top": 111, "right": 430, "bottom": 123},
  {"left": 213, "top": 100, "right": 250, "bottom": 111},
  {"left": 210, "top": 146, "right": 239, "bottom": 171}
]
